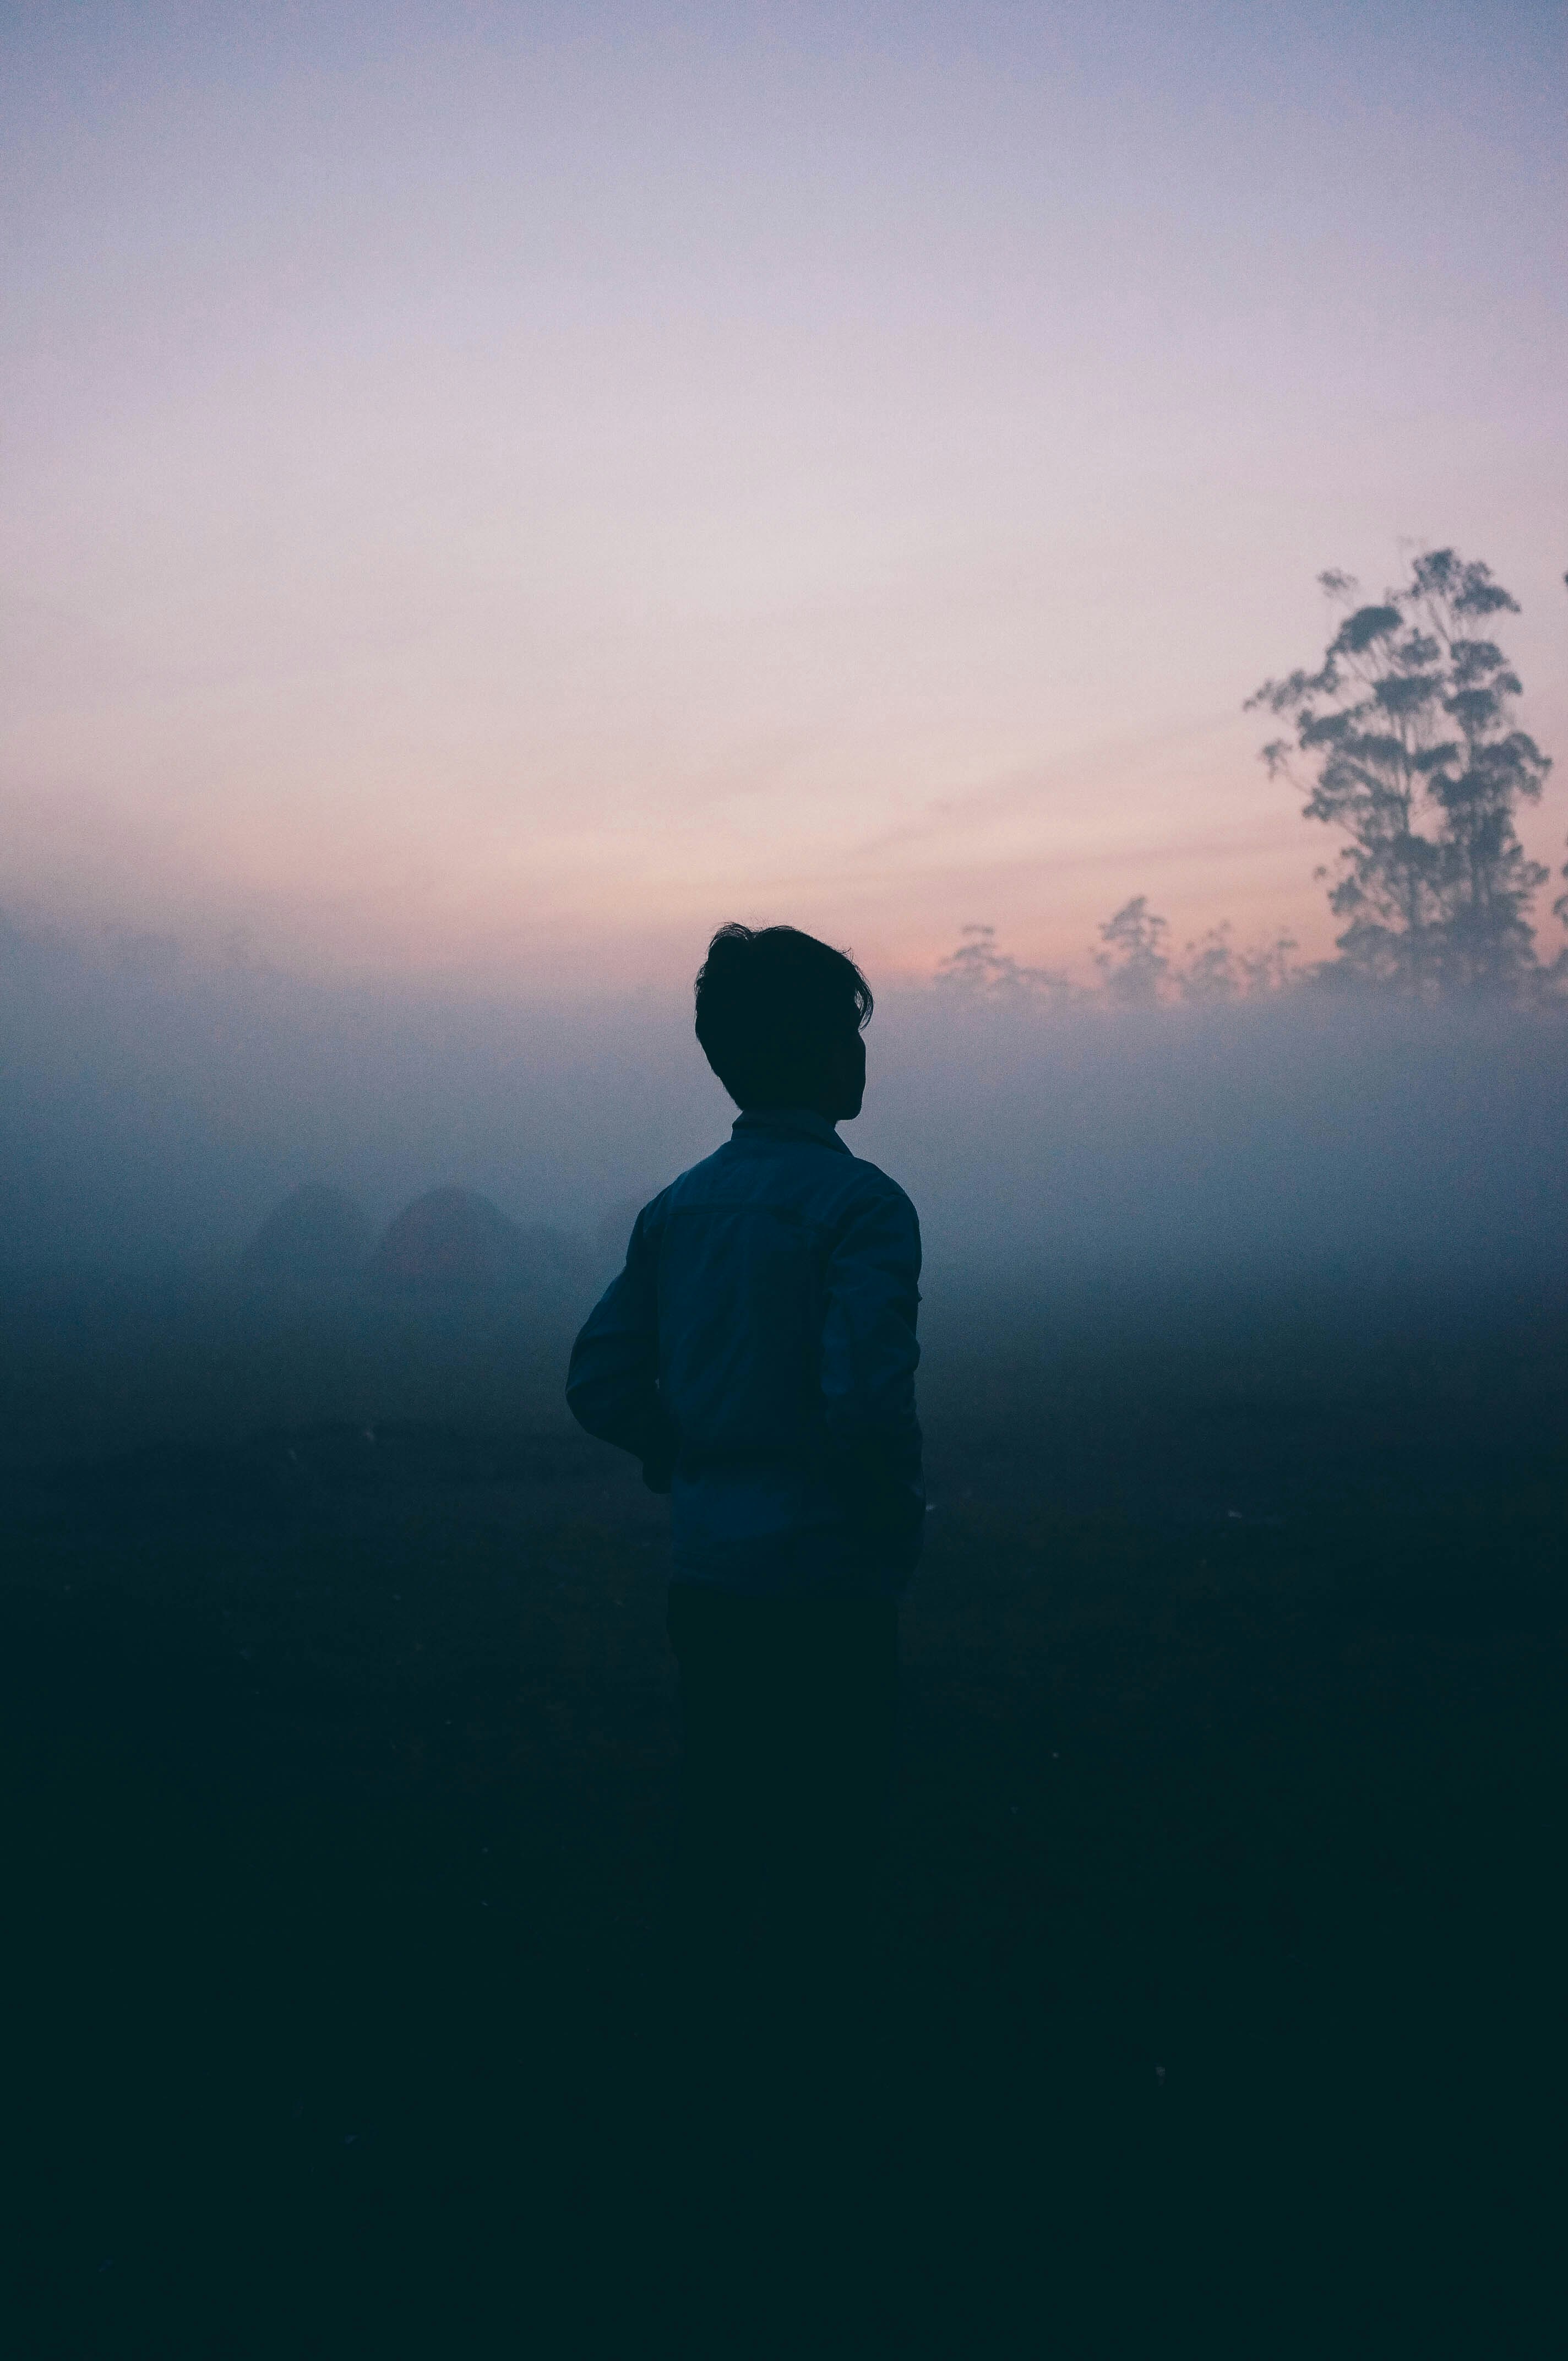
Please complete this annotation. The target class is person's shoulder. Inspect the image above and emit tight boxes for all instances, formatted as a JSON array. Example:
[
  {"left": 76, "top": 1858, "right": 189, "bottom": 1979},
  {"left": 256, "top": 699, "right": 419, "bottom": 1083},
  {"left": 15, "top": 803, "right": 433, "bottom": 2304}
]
[
  {"left": 625, "top": 1176, "right": 678, "bottom": 1242},
  {"left": 652, "top": 1139, "right": 735, "bottom": 1214},
  {"left": 839, "top": 1150, "right": 919, "bottom": 1227}
]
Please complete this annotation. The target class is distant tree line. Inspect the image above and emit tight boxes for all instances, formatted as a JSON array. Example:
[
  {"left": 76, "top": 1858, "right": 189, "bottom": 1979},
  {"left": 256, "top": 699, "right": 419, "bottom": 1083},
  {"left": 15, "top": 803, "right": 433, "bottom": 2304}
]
[{"left": 940, "top": 549, "right": 1563, "bottom": 1005}]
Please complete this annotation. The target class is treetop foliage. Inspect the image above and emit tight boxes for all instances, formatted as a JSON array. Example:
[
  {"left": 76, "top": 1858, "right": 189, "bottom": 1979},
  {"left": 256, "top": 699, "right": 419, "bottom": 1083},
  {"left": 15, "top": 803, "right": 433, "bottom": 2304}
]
[
  {"left": 937, "top": 905, "right": 1298, "bottom": 1008},
  {"left": 937, "top": 547, "right": 1561, "bottom": 1010},
  {"left": 1246, "top": 549, "right": 1553, "bottom": 999}
]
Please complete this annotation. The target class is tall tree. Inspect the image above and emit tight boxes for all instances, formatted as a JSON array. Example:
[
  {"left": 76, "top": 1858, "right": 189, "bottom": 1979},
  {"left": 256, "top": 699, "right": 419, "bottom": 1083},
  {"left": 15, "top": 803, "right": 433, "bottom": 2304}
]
[{"left": 1247, "top": 551, "right": 1553, "bottom": 996}]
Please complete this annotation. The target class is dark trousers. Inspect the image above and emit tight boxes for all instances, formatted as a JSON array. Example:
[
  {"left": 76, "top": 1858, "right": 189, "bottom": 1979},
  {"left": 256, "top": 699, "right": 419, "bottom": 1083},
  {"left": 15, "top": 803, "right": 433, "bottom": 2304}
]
[
  {"left": 660, "top": 1582, "right": 901, "bottom": 2337},
  {"left": 665, "top": 1581, "right": 899, "bottom": 2009}
]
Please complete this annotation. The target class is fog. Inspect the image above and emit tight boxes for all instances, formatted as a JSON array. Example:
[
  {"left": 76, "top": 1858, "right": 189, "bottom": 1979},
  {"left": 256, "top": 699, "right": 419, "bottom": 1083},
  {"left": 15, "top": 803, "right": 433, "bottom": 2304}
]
[{"left": 6, "top": 911, "right": 1565, "bottom": 1310}]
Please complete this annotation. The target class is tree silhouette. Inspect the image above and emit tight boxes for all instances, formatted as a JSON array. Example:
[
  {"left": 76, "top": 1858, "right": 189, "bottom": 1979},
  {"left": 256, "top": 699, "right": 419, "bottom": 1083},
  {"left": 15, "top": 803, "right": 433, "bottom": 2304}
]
[
  {"left": 1554, "top": 569, "right": 1568, "bottom": 958},
  {"left": 1246, "top": 551, "right": 1553, "bottom": 997},
  {"left": 1093, "top": 897, "right": 1170, "bottom": 1005},
  {"left": 937, "top": 910, "right": 1298, "bottom": 1006},
  {"left": 1169, "top": 922, "right": 1294, "bottom": 1003},
  {"left": 934, "top": 924, "right": 1078, "bottom": 1003}
]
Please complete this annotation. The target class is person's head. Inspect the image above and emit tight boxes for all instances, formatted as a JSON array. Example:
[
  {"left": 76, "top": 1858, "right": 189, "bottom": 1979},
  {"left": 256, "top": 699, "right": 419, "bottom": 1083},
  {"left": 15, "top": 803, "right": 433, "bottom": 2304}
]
[{"left": 694, "top": 923, "right": 873, "bottom": 1120}]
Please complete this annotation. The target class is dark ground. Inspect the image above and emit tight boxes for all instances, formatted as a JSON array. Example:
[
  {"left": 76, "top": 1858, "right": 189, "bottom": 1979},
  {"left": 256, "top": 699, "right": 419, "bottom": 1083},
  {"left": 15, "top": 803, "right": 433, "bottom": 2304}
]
[{"left": 2, "top": 1285, "right": 1565, "bottom": 2357}]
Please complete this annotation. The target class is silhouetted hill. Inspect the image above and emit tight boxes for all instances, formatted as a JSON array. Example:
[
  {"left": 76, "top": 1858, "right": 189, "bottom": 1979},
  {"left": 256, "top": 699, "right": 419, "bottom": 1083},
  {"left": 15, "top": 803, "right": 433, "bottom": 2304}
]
[{"left": 241, "top": 1184, "right": 373, "bottom": 1285}]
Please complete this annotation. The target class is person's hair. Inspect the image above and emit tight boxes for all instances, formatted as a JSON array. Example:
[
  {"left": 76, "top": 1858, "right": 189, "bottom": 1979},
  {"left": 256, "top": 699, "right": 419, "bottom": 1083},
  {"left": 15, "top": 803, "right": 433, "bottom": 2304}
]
[{"left": 694, "top": 924, "right": 873, "bottom": 1108}]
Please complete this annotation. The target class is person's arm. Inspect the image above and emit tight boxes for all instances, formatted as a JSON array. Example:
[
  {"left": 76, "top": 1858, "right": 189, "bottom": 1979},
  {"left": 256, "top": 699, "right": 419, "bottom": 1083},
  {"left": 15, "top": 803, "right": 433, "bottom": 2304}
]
[
  {"left": 565, "top": 1204, "right": 677, "bottom": 1491},
  {"left": 819, "top": 1185, "right": 924, "bottom": 1559}
]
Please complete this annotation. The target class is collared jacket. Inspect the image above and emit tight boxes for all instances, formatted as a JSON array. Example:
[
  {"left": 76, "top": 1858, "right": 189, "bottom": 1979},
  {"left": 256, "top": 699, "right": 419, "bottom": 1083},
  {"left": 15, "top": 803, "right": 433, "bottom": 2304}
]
[{"left": 565, "top": 1107, "right": 924, "bottom": 1597}]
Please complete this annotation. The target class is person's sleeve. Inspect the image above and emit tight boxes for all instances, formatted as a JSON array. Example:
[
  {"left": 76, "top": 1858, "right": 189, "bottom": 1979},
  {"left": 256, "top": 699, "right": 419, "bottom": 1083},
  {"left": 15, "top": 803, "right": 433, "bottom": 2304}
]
[
  {"left": 819, "top": 1184, "right": 925, "bottom": 1563},
  {"left": 565, "top": 1204, "right": 677, "bottom": 1491}
]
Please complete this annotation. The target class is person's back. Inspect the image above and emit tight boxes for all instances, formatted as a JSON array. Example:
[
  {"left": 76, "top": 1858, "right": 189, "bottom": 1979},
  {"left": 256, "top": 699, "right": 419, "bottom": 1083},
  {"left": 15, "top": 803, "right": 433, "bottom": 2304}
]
[
  {"left": 566, "top": 923, "right": 924, "bottom": 2033},
  {"left": 569, "top": 1105, "right": 923, "bottom": 1596}
]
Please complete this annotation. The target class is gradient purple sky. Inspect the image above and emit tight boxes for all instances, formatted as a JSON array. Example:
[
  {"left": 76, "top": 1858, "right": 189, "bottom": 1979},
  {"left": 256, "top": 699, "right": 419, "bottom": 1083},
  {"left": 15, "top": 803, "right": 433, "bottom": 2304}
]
[{"left": 4, "top": 1, "right": 1565, "bottom": 989}]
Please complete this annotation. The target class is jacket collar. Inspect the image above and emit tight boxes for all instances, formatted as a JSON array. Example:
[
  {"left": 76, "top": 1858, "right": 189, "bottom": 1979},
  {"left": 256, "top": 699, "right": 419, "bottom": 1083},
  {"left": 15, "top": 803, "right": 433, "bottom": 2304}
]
[{"left": 731, "top": 1107, "right": 851, "bottom": 1155}]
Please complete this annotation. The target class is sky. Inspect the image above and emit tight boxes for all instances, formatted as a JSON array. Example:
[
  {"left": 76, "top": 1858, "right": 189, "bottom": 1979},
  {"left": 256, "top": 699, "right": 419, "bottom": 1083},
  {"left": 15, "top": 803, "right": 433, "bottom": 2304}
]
[{"left": 3, "top": 0, "right": 1565, "bottom": 993}]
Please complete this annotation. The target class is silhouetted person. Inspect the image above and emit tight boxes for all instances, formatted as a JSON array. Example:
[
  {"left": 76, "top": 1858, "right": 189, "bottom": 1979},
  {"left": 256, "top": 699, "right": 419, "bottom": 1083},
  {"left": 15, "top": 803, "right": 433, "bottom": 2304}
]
[{"left": 566, "top": 923, "right": 923, "bottom": 2062}]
